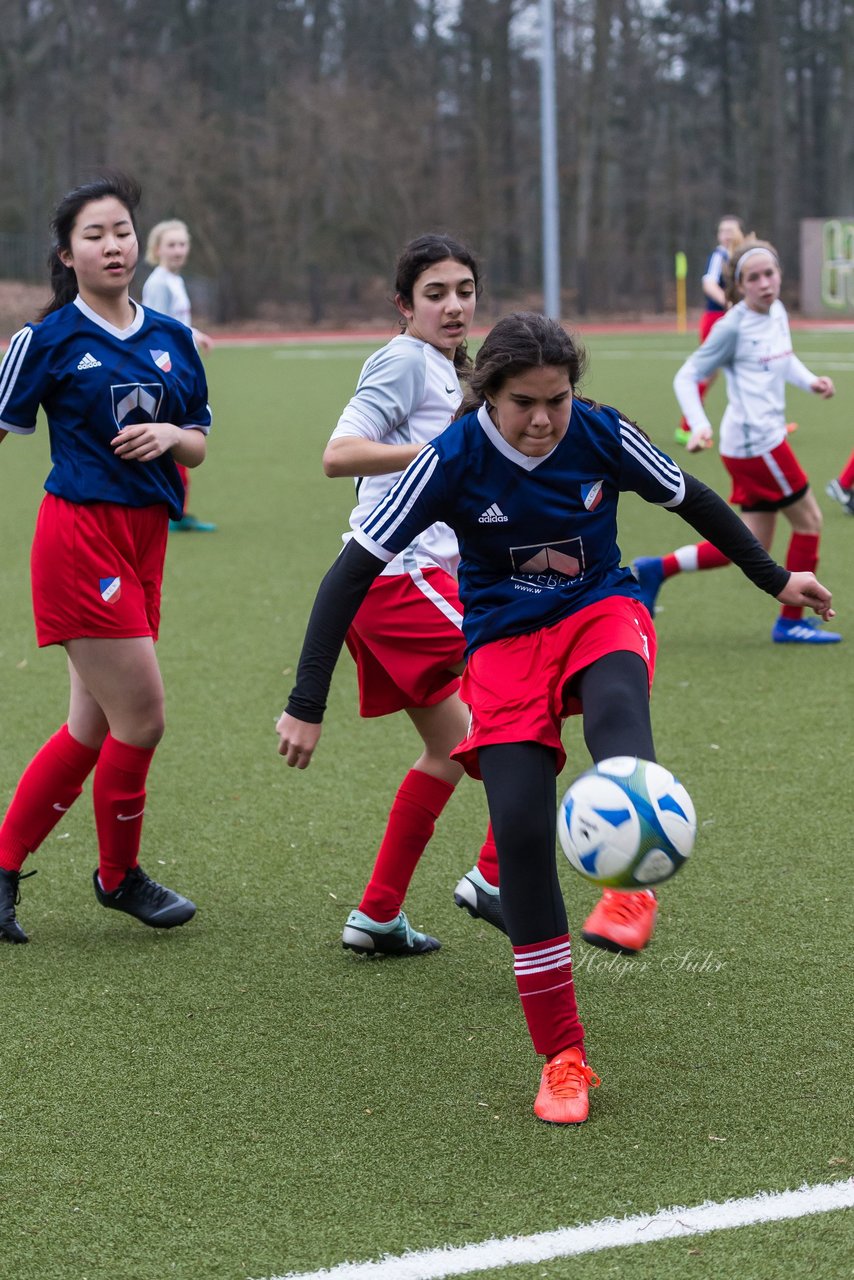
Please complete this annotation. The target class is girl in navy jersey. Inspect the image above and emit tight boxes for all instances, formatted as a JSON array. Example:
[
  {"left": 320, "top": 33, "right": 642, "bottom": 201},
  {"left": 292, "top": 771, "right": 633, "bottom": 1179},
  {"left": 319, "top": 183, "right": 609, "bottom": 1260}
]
[
  {"left": 321, "top": 234, "right": 502, "bottom": 956},
  {"left": 276, "top": 312, "right": 832, "bottom": 1123},
  {"left": 142, "top": 219, "right": 216, "bottom": 532},
  {"left": 634, "top": 238, "right": 839, "bottom": 645},
  {"left": 674, "top": 214, "right": 745, "bottom": 447},
  {"left": 0, "top": 174, "right": 210, "bottom": 943}
]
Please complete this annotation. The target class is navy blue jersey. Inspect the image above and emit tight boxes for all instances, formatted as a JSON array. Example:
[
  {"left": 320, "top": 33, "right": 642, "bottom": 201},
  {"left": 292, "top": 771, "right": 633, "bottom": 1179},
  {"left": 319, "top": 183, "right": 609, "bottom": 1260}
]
[
  {"left": 354, "top": 400, "right": 684, "bottom": 654},
  {"left": 0, "top": 297, "right": 211, "bottom": 521},
  {"left": 703, "top": 245, "right": 729, "bottom": 313}
]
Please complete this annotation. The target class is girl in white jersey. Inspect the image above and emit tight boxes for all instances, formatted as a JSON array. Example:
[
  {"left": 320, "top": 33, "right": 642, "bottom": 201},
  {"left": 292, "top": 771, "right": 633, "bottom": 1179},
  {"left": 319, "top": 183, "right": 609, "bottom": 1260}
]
[
  {"left": 634, "top": 238, "right": 839, "bottom": 645},
  {"left": 318, "top": 234, "right": 503, "bottom": 956},
  {"left": 142, "top": 220, "right": 215, "bottom": 532},
  {"left": 319, "top": 237, "right": 660, "bottom": 960}
]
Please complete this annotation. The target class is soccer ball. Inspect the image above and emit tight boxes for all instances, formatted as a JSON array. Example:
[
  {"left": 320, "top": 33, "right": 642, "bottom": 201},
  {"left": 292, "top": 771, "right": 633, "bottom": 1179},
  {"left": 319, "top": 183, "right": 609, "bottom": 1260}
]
[{"left": 557, "top": 756, "right": 696, "bottom": 889}]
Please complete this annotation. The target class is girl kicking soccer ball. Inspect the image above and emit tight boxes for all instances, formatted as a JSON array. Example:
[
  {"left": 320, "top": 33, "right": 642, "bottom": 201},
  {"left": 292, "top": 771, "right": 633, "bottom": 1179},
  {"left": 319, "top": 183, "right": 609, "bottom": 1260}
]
[{"left": 276, "top": 313, "right": 832, "bottom": 1123}]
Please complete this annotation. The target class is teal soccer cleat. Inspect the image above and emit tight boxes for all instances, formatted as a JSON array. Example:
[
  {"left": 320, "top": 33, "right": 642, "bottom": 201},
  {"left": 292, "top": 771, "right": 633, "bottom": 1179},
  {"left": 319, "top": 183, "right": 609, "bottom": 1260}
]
[{"left": 341, "top": 908, "right": 440, "bottom": 956}]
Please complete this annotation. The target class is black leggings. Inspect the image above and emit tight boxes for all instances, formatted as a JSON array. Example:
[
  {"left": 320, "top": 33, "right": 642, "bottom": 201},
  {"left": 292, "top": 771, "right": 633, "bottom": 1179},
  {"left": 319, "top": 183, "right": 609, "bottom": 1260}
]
[{"left": 478, "top": 650, "right": 655, "bottom": 946}]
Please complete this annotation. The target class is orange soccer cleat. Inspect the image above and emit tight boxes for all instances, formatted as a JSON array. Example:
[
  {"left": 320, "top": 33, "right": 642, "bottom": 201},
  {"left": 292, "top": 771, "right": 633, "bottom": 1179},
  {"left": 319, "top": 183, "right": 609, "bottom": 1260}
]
[
  {"left": 534, "top": 1047, "right": 601, "bottom": 1125},
  {"left": 581, "top": 888, "right": 657, "bottom": 955}
]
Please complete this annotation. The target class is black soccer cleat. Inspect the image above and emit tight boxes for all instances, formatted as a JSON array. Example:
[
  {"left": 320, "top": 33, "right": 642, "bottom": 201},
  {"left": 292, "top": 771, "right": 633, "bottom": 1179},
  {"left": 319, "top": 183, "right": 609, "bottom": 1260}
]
[
  {"left": 0, "top": 867, "right": 36, "bottom": 944},
  {"left": 93, "top": 866, "right": 196, "bottom": 929},
  {"left": 453, "top": 872, "right": 507, "bottom": 935}
]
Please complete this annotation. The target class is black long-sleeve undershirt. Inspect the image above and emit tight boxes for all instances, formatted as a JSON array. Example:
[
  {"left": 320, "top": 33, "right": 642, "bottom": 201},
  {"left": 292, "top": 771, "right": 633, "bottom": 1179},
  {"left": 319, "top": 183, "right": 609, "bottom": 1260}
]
[
  {"left": 675, "top": 471, "right": 790, "bottom": 595},
  {"left": 284, "top": 540, "right": 385, "bottom": 724},
  {"left": 284, "top": 471, "right": 790, "bottom": 724}
]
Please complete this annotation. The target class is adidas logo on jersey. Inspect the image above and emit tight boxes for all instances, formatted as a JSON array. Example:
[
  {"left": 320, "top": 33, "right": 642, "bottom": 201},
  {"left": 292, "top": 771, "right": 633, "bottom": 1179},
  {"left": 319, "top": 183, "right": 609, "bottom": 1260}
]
[
  {"left": 478, "top": 503, "right": 509, "bottom": 523},
  {"left": 77, "top": 352, "right": 102, "bottom": 370}
]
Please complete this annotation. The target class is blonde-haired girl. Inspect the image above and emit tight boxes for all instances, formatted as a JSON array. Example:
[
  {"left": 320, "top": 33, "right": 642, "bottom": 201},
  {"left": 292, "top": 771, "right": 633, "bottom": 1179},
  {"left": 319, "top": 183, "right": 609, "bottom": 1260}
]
[{"left": 142, "top": 219, "right": 215, "bottom": 531}]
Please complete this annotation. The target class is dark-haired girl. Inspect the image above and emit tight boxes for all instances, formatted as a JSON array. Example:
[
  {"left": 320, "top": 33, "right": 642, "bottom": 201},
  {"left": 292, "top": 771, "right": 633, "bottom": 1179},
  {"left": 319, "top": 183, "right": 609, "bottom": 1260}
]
[
  {"left": 277, "top": 312, "right": 832, "bottom": 1123},
  {"left": 319, "top": 234, "right": 500, "bottom": 956},
  {"left": 0, "top": 175, "right": 210, "bottom": 943}
]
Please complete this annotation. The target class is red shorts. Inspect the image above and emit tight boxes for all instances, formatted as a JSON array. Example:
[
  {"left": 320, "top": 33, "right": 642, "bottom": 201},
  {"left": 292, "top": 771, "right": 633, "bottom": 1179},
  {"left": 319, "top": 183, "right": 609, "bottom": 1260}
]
[
  {"left": 722, "top": 440, "right": 809, "bottom": 510},
  {"left": 345, "top": 567, "right": 465, "bottom": 717},
  {"left": 699, "top": 309, "right": 726, "bottom": 343},
  {"left": 451, "top": 596, "right": 657, "bottom": 779},
  {"left": 31, "top": 494, "right": 169, "bottom": 647}
]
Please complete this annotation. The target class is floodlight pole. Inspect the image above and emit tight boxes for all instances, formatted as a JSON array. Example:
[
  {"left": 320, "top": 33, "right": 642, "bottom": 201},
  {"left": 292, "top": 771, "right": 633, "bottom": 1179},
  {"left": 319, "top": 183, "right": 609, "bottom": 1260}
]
[{"left": 539, "top": 0, "right": 561, "bottom": 320}]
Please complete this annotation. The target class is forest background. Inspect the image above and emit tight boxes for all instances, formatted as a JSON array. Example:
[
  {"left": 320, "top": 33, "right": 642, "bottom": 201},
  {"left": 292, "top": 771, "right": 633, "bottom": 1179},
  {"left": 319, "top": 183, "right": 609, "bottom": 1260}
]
[{"left": 0, "top": 0, "right": 852, "bottom": 330}]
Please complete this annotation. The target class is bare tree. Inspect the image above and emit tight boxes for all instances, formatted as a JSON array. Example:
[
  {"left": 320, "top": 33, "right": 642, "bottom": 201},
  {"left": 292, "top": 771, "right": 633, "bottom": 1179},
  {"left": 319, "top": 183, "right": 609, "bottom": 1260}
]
[{"left": 0, "top": 0, "right": 851, "bottom": 321}]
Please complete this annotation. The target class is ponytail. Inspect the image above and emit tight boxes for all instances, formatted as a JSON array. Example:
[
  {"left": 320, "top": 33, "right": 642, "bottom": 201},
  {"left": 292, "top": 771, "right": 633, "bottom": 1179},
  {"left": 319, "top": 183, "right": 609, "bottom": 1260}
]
[{"left": 41, "top": 251, "right": 80, "bottom": 318}]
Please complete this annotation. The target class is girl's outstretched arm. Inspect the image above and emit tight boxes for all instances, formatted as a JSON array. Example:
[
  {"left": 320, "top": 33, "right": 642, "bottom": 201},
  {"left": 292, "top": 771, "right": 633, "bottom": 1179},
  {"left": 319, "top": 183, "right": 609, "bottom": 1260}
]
[{"left": 276, "top": 540, "right": 386, "bottom": 766}]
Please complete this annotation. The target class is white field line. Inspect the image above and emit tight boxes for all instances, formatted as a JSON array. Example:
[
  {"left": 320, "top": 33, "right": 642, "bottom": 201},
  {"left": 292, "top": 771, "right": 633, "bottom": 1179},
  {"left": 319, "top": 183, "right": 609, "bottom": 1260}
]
[{"left": 258, "top": 1179, "right": 854, "bottom": 1280}]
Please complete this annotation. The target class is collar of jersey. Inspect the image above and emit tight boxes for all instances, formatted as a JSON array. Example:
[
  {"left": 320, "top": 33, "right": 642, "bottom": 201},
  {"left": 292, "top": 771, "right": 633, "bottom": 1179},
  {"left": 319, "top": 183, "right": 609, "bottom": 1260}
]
[
  {"left": 74, "top": 295, "right": 145, "bottom": 340},
  {"left": 476, "top": 403, "right": 558, "bottom": 471}
]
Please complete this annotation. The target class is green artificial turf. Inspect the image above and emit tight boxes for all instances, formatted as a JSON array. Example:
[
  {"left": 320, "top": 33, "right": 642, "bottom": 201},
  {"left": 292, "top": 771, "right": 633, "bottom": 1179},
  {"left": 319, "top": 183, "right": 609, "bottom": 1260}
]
[{"left": 1, "top": 332, "right": 852, "bottom": 1280}]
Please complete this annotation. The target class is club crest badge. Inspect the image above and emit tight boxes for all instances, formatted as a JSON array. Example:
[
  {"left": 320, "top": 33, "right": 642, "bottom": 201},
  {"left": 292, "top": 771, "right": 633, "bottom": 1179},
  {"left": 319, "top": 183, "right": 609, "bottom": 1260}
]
[
  {"left": 111, "top": 383, "right": 163, "bottom": 433},
  {"left": 150, "top": 349, "right": 172, "bottom": 372},
  {"left": 99, "top": 576, "right": 121, "bottom": 603},
  {"left": 582, "top": 480, "right": 604, "bottom": 511}
]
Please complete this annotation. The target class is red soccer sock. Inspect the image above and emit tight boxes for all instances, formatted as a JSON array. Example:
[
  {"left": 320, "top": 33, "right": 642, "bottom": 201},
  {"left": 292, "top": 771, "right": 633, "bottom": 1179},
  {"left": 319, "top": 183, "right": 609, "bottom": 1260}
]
[
  {"left": 176, "top": 462, "right": 190, "bottom": 515},
  {"left": 661, "top": 541, "right": 730, "bottom": 579},
  {"left": 839, "top": 454, "right": 854, "bottom": 491},
  {"left": 780, "top": 532, "right": 820, "bottom": 621},
  {"left": 474, "top": 822, "right": 499, "bottom": 888},
  {"left": 358, "top": 769, "right": 455, "bottom": 922},
  {"left": 513, "top": 933, "right": 585, "bottom": 1058},
  {"left": 93, "top": 735, "right": 156, "bottom": 893},
  {"left": 696, "top": 540, "right": 731, "bottom": 570},
  {"left": 0, "top": 725, "right": 100, "bottom": 872}
]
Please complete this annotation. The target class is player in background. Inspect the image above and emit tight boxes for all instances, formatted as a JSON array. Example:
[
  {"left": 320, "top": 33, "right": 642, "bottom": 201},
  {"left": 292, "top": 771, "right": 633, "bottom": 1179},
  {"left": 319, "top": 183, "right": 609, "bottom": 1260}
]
[
  {"left": 0, "top": 175, "right": 210, "bottom": 944},
  {"left": 634, "top": 238, "right": 839, "bottom": 645},
  {"left": 142, "top": 219, "right": 216, "bottom": 532},
  {"left": 320, "top": 234, "right": 503, "bottom": 956},
  {"left": 826, "top": 447, "right": 854, "bottom": 515},
  {"left": 276, "top": 312, "right": 832, "bottom": 1123},
  {"left": 673, "top": 214, "right": 745, "bottom": 447}
]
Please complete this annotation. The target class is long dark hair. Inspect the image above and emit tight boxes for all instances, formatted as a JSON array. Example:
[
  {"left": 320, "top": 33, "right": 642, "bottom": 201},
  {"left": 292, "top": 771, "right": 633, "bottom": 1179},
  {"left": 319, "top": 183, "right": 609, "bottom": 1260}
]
[
  {"left": 455, "top": 312, "right": 588, "bottom": 419},
  {"left": 394, "top": 233, "right": 481, "bottom": 375},
  {"left": 40, "top": 173, "right": 142, "bottom": 318}
]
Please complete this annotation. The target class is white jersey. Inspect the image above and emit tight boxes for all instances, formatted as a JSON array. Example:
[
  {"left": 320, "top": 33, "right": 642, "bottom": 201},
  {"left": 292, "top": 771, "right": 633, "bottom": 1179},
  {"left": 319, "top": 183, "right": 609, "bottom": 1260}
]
[
  {"left": 329, "top": 333, "right": 462, "bottom": 576},
  {"left": 673, "top": 300, "right": 816, "bottom": 458},
  {"left": 141, "top": 266, "right": 192, "bottom": 329}
]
